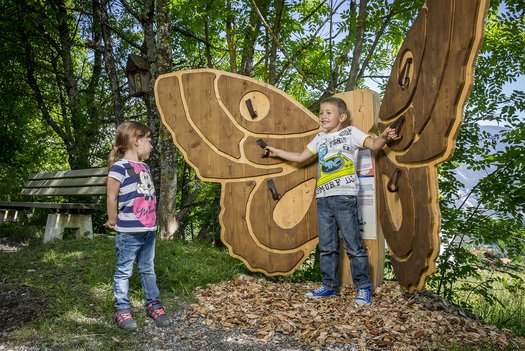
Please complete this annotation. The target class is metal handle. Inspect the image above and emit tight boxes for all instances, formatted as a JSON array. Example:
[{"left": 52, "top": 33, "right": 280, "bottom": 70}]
[
  {"left": 398, "top": 58, "right": 413, "bottom": 90},
  {"left": 256, "top": 138, "right": 270, "bottom": 158},
  {"left": 245, "top": 98, "right": 258, "bottom": 118},
  {"left": 267, "top": 179, "right": 280, "bottom": 200},
  {"left": 387, "top": 168, "right": 402, "bottom": 193}
]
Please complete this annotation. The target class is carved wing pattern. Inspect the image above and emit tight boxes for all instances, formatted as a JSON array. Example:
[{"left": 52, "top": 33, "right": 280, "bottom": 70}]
[
  {"left": 155, "top": 70, "right": 321, "bottom": 275},
  {"left": 376, "top": 0, "right": 489, "bottom": 291}
]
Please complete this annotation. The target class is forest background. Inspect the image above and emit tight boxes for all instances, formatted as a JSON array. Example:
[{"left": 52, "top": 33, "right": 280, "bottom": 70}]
[{"left": 0, "top": 0, "right": 523, "bottom": 326}]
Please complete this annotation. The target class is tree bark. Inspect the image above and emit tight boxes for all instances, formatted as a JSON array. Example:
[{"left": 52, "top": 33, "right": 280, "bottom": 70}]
[
  {"left": 225, "top": 0, "right": 237, "bottom": 72},
  {"left": 240, "top": 0, "right": 271, "bottom": 76},
  {"left": 95, "top": 0, "right": 125, "bottom": 126},
  {"left": 268, "top": 0, "right": 284, "bottom": 85},
  {"left": 86, "top": 1, "right": 102, "bottom": 134},
  {"left": 155, "top": 0, "right": 178, "bottom": 240},
  {"left": 345, "top": 0, "right": 368, "bottom": 91}
]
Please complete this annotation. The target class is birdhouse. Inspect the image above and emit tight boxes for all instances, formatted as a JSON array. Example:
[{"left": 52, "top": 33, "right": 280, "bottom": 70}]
[{"left": 126, "top": 54, "right": 151, "bottom": 99}]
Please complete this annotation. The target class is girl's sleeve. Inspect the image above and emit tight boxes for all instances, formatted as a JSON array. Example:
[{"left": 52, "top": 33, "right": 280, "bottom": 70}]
[{"left": 108, "top": 163, "right": 125, "bottom": 183}]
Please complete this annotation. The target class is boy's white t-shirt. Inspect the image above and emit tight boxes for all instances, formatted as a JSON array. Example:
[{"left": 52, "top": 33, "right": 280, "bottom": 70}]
[{"left": 306, "top": 126, "right": 369, "bottom": 198}]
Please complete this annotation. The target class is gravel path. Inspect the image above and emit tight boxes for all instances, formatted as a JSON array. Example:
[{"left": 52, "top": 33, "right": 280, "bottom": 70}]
[
  {"left": 0, "top": 302, "right": 365, "bottom": 351},
  {"left": 141, "top": 304, "right": 365, "bottom": 351}
]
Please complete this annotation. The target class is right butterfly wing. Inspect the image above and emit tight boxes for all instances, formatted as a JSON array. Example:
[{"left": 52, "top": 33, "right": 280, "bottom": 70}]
[{"left": 376, "top": 0, "right": 489, "bottom": 291}]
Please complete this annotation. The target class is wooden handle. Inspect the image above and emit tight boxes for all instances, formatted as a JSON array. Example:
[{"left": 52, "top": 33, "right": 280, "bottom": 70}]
[
  {"left": 398, "top": 57, "right": 413, "bottom": 90},
  {"left": 256, "top": 138, "right": 270, "bottom": 158},
  {"left": 267, "top": 179, "right": 280, "bottom": 200},
  {"left": 387, "top": 168, "right": 402, "bottom": 193},
  {"left": 245, "top": 98, "right": 258, "bottom": 118}
]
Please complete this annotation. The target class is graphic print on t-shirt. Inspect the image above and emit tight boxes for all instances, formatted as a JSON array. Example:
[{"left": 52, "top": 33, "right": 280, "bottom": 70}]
[
  {"left": 129, "top": 161, "right": 157, "bottom": 227},
  {"left": 316, "top": 143, "right": 357, "bottom": 196}
]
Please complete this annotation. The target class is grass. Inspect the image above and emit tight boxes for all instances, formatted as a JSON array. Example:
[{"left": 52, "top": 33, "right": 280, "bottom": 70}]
[
  {"left": 0, "top": 232, "right": 250, "bottom": 350},
  {"left": 1, "top": 223, "right": 523, "bottom": 350},
  {"left": 465, "top": 271, "right": 525, "bottom": 337}
]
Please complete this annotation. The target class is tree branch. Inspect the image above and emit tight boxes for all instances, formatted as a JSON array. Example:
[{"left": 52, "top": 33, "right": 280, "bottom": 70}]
[{"left": 248, "top": 0, "right": 325, "bottom": 92}]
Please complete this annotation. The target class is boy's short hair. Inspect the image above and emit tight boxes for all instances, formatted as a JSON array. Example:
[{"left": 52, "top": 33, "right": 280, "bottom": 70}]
[{"left": 320, "top": 96, "right": 352, "bottom": 126}]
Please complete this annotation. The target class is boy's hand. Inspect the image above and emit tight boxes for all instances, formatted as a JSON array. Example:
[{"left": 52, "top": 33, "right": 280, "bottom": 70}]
[
  {"left": 383, "top": 126, "right": 401, "bottom": 141},
  {"left": 265, "top": 145, "right": 280, "bottom": 158}
]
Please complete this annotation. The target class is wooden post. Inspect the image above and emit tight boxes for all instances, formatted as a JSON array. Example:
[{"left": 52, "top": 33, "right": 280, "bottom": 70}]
[{"left": 335, "top": 89, "right": 385, "bottom": 290}]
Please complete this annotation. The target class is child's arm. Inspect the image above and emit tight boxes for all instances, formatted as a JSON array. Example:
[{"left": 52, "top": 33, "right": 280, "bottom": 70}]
[
  {"left": 364, "top": 126, "right": 399, "bottom": 151},
  {"left": 265, "top": 145, "right": 314, "bottom": 163},
  {"left": 104, "top": 177, "right": 120, "bottom": 229}
]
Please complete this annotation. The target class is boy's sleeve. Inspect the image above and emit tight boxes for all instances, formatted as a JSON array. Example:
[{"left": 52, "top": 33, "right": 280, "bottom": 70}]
[
  {"left": 352, "top": 127, "right": 370, "bottom": 147},
  {"left": 306, "top": 133, "right": 320, "bottom": 155}
]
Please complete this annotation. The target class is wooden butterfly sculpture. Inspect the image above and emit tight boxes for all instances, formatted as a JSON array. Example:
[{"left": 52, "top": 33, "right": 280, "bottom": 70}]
[{"left": 154, "top": 0, "right": 489, "bottom": 291}]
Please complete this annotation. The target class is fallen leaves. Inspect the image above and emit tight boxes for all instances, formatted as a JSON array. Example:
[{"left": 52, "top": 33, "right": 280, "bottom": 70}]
[{"left": 190, "top": 274, "right": 525, "bottom": 350}]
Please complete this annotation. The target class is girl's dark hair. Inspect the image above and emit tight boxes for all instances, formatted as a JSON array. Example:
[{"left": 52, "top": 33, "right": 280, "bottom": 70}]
[
  {"left": 107, "top": 121, "right": 152, "bottom": 167},
  {"left": 320, "top": 96, "right": 352, "bottom": 126}
]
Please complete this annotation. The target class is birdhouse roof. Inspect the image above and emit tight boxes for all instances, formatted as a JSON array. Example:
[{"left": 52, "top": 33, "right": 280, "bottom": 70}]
[{"left": 126, "top": 54, "right": 148, "bottom": 73}]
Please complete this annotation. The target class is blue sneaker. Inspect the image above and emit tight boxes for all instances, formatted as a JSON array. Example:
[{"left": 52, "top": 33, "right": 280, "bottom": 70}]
[
  {"left": 355, "top": 288, "right": 372, "bottom": 305},
  {"left": 305, "top": 286, "right": 337, "bottom": 299}
]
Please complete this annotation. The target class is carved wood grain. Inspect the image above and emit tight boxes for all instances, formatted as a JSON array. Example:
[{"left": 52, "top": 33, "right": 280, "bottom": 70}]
[{"left": 376, "top": 0, "right": 489, "bottom": 291}]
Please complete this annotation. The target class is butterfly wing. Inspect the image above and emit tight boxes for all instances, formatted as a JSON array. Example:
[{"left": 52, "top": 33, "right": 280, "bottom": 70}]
[
  {"left": 155, "top": 69, "right": 320, "bottom": 275},
  {"left": 376, "top": 0, "right": 489, "bottom": 291}
]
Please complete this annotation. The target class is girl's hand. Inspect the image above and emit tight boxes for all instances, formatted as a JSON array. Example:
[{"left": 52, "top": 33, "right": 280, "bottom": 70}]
[{"left": 104, "top": 219, "right": 116, "bottom": 229}]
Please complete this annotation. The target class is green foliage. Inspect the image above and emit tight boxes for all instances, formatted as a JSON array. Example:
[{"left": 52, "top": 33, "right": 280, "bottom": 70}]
[
  {"left": 428, "top": 1, "right": 525, "bottom": 324},
  {"left": 0, "top": 219, "right": 44, "bottom": 244},
  {"left": 0, "top": 0, "right": 523, "bottom": 340},
  {"left": 0, "top": 236, "right": 248, "bottom": 349}
]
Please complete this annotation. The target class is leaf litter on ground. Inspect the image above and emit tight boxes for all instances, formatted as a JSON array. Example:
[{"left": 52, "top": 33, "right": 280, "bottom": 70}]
[{"left": 190, "top": 274, "right": 525, "bottom": 350}]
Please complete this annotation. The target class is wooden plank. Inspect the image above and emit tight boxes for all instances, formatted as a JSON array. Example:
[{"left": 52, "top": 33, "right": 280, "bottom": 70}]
[
  {"left": 221, "top": 181, "right": 312, "bottom": 275},
  {"left": 28, "top": 167, "right": 108, "bottom": 180},
  {"left": 21, "top": 186, "right": 107, "bottom": 196},
  {"left": 374, "top": 0, "right": 489, "bottom": 291},
  {"left": 0, "top": 201, "right": 36, "bottom": 209},
  {"left": 249, "top": 165, "right": 318, "bottom": 250},
  {"left": 0, "top": 201, "right": 99, "bottom": 210},
  {"left": 23, "top": 176, "right": 107, "bottom": 189},
  {"left": 155, "top": 73, "right": 281, "bottom": 181},
  {"left": 217, "top": 73, "right": 319, "bottom": 134}
]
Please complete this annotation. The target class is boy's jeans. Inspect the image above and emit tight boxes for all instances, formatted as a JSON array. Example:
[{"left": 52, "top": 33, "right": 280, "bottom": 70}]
[
  {"left": 114, "top": 231, "right": 160, "bottom": 311},
  {"left": 317, "top": 195, "right": 372, "bottom": 292}
]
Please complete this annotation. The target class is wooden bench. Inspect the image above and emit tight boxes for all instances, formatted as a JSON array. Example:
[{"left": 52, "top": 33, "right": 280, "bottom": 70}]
[{"left": 0, "top": 168, "right": 108, "bottom": 243}]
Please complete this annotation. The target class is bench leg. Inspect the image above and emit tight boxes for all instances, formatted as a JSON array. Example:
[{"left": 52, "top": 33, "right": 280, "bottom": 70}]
[
  {"left": 43, "top": 214, "right": 94, "bottom": 243},
  {"left": 1, "top": 209, "right": 20, "bottom": 222}
]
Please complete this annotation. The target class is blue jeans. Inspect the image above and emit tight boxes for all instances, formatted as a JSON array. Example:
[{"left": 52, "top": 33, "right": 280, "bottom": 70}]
[
  {"left": 114, "top": 231, "right": 160, "bottom": 311},
  {"left": 317, "top": 195, "right": 372, "bottom": 291}
]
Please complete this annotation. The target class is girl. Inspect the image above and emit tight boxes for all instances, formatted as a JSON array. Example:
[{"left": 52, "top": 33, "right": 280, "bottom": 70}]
[
  {"left": 105, "top": 121, "right": 169, "bottom": 329},
  {"left": 265, "top": 97, "right": 399, "bottom": 305}
]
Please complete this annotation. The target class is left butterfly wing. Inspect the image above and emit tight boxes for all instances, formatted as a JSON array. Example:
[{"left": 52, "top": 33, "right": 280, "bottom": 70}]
[{"left": 155, "top": 69, "right": 320, "bottom": 275}]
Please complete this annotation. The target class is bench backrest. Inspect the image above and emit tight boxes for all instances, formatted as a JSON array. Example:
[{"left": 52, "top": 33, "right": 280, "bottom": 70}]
[{"left": 21, "top": 168, "right": 109, "bottom": 196}]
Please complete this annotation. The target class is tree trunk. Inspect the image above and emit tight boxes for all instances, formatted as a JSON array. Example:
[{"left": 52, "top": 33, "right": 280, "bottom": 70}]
[
  {"left": 268, "top": 0, "right": 284, "bottom": 85},
  {"left": 86, "top": 1, "right": 102, "bottom": 135},
  {"left": 155, "top": 0, "right": 178, "bottom": 240},
  {"left": 345, "top": 0, "right": 368, "bottom": 91},
  {"left": 225, "top": 0, "right": 237, "bottom": 72},
  {"left": 55, "top": 0, "right": 88, "bottom": 169},
  {"left": 95, "top": 0, "right": 125, "bottom": 126},
  {"left": 240, "top": 0, "right": 271, "bottom": 76}
]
